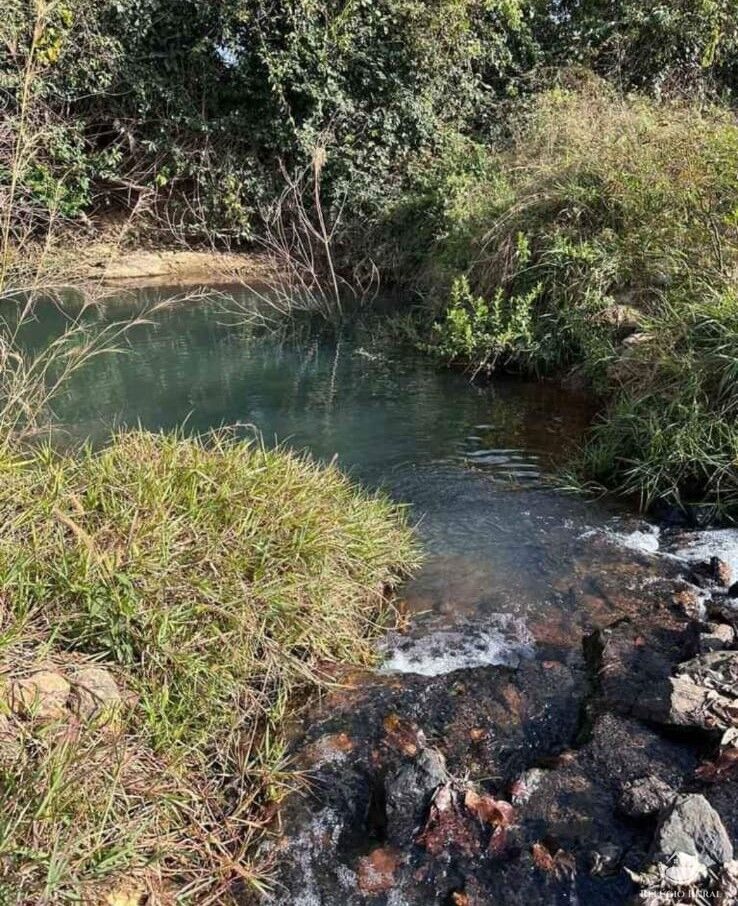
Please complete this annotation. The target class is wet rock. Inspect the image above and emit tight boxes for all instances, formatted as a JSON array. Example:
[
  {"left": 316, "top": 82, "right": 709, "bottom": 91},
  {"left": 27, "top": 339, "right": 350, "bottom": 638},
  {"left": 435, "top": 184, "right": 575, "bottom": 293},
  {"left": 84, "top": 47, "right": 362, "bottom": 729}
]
[
  {"left": 385, "top": 747, "right": 447, "bottom": 844},
  {"left": 699, "top": 623, "right": 736, "bottom": 653},
  {"left": 653, "top": 794, "right": 733, "bottom": 868},
  {"left": 673, "top": 586, "right": 707, "bottom": 622},
  {"left": 585, "top": 619, "right": 690, "bottom": 720},
  {"left": 10, "top": 670, "right": 70, "bottom": 721},
  {"left": 618, "top": 776, "right": 675, "bottom": 820},
  {"left": 709, "top": 596, "right": 738, "bottom": 628},
  {"left": 379, "top": 616, "right": 534, "bottom": 677},
  {"left": 691, "top": 557, "right": 733, "bottom": 589},
  {"left": 70, "top": 667, "right": 121, "bottom": 722}
]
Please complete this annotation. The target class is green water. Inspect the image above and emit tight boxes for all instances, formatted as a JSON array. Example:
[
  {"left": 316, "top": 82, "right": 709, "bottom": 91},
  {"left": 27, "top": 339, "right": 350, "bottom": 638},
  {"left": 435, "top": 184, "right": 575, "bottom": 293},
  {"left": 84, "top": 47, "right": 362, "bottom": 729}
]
[{"left": 23, "top": 287, "right": 634, "bottom": 629}]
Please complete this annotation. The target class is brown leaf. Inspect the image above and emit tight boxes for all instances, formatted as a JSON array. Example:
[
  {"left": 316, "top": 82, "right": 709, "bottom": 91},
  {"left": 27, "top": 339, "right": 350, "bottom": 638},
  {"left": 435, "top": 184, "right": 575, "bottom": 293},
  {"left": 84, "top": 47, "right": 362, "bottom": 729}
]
[
  {"left": 464, "top": 789, "right": 515, "bottom": 827},
  {"left": 696, "top": 747, "right": 738, "bottom": 782},
  {"left": 532, "top": 842, "right": 557, "bottom": 874}
]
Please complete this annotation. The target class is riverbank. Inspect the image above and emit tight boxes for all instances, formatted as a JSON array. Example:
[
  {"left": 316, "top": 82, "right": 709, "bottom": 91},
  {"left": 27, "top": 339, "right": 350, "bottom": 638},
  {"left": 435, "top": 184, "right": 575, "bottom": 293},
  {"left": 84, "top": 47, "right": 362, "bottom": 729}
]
[{"left": 262, "top": 523, "right": 738, "bottom": 905}]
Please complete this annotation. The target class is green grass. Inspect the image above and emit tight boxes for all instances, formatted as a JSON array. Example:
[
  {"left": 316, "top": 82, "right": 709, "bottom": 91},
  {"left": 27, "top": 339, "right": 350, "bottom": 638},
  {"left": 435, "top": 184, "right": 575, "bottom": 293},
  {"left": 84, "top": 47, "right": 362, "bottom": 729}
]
[
  {"left": 0, "top": 430, "right": 419, "bottom": 903},
  {"left": 409, "top": 76, "right": 738, "bottom": 517}
]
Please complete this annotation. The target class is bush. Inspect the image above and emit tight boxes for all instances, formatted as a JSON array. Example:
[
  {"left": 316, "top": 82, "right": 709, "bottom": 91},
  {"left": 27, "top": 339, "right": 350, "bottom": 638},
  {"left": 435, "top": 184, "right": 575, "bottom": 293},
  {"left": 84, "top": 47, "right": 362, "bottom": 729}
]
[
  {"left": 0, "top": 430, "right": 418, "bottom": 900},
  {"left": 424, "top": 81, "right": 738, "bottom": 515}
]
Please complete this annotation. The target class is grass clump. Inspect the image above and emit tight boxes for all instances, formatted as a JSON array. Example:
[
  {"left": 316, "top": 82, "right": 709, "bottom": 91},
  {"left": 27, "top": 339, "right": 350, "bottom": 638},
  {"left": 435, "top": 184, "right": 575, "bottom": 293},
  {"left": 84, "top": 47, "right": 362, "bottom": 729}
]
[
  {"left": 0, "top": 430, "right": 418, "bottom": 902},
  {"left": 420, "top": 77, "right": 738, "bottom": 516}
]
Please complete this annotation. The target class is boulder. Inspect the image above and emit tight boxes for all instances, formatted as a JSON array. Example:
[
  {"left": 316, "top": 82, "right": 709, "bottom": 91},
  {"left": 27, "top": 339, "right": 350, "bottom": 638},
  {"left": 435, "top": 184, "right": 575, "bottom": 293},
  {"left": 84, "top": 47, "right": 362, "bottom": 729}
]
[{"left": 653, "top": 794, "right": 733, "bottom": 868}]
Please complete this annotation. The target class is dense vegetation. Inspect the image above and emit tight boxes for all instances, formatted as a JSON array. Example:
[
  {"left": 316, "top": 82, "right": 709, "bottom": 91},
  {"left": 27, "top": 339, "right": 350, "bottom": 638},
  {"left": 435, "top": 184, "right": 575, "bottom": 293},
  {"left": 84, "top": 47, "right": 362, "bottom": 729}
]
[
  {"left": 1, "top": 0, "right": 738, "bottom": 899},
  {"left": 0, "top": 431, "right": 417, "bottom": 900},
  {"left": 3, "top": 2, "right": 738, "bottom": 518}
]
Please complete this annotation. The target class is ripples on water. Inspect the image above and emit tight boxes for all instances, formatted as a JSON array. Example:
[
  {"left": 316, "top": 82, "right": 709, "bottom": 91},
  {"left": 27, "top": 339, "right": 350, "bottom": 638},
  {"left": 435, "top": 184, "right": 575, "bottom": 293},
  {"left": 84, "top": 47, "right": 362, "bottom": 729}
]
[{"left": 22, "top": 286, "right": 658, "bottom": 655}]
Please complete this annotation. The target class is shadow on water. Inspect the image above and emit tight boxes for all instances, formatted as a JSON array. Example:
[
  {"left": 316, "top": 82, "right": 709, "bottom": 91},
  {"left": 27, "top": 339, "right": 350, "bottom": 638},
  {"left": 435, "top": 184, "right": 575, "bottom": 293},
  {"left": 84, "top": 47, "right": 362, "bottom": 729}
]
[{"left": 19, "top": 285, "right": 655, "bottom": 645}]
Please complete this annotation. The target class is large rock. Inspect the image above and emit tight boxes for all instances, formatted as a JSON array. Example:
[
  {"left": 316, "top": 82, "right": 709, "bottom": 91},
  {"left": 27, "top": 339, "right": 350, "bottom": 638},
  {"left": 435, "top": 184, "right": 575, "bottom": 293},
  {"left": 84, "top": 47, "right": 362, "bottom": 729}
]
[{"left": 653, "top": 795, "right": 733, "bottom": 868}]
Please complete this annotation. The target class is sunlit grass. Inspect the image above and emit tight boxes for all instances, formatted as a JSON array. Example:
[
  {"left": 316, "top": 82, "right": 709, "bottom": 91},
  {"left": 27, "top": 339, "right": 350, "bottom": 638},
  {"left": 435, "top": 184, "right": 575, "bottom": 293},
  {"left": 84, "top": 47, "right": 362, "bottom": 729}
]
[{"left": 0, "top": 430, "right": 419, "bottom": 902}]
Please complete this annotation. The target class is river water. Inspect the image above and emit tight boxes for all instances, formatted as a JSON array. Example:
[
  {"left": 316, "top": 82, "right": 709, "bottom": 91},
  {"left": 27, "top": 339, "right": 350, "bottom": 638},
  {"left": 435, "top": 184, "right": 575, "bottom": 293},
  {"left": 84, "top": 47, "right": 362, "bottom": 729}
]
[{"left": 25, "top": 287, "right": 669, "bottom": 666}]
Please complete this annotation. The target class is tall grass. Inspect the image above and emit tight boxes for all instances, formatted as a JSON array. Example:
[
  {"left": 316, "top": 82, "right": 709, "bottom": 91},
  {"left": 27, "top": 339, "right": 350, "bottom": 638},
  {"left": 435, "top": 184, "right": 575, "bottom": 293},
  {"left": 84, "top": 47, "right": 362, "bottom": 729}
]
[
  {"left": 422, "top": 77, "right": 738, "bottom": 517},
  {"left": 0, "top": 432, "right": 418, "bottom": 902}
]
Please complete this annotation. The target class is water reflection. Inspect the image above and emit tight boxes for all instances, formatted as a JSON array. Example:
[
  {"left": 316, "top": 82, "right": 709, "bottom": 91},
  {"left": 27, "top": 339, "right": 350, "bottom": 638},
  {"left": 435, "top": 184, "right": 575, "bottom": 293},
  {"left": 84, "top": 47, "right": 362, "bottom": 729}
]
[{"left": 20, "top": 287, "right": 637, "bottom": 634}]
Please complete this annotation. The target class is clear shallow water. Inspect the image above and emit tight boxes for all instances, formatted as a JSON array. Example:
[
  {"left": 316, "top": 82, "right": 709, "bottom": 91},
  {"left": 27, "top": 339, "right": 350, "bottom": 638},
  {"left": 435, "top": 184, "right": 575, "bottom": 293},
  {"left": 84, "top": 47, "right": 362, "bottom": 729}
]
[{"left": 24, "top": 287, "right": 646, "bottom": 643}]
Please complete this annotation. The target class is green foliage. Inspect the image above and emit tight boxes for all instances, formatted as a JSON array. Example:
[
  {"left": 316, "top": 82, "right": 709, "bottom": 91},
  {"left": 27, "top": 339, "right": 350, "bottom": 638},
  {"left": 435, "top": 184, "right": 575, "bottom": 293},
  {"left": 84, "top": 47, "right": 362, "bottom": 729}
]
[
  {"left": 0, "top": 430, "right": 419, "bottom": 898},
  {"left": 535, "top": 0, "right": 738, "bottom": 98},
  {"left": 421, "top": 85, "right": 738, "bottom": 514},
  {"left": 433, "top": 273, "right": 541, "bottom": 371}
]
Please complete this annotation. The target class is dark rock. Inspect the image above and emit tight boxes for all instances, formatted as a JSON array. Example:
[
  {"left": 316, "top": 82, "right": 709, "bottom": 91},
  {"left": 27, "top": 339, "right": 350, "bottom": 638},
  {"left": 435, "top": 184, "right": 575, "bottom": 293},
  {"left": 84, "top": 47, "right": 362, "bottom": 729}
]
[
  {"left": 618, "top": 776, "right": 675, "bottom": 819},
  {"left": 691, "top": 557, "right": 733, "bottom": 589},
  {"left": 385, "top": 747, "right": 447, "bottom": 844},
  {"left": 584, "top": 619, "right": 691, "bottom": 721},
  {"left": 653, "top": 794, "right": 733, "bottom": 867},
  {"left": 699, "top": 623, "right": 736, "bottom": 653},
  {"left": 729, "top": 582, "right": 738, "bottom": 599}
]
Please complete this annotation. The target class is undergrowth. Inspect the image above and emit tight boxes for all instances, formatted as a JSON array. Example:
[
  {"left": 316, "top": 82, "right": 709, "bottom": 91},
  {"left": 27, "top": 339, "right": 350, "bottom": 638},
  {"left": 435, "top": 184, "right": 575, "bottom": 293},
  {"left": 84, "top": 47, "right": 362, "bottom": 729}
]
[
  {"left": 419, "top": 78, "right": 738, "bottom": 516},
  {"left": 0, "top": 430, "right": 418, "bottom": 902}
]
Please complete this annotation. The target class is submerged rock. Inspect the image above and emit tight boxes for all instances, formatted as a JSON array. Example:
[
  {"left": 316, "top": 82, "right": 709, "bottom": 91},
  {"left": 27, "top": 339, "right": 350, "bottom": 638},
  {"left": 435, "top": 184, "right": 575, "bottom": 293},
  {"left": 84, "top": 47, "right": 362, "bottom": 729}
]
[{"left": 379, "top": 616, "right": 534, "bottom": 677}]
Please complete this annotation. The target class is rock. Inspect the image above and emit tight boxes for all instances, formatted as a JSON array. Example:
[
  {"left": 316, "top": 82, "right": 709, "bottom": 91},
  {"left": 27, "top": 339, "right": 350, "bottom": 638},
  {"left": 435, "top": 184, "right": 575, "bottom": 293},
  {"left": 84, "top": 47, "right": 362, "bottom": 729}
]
[
  {"left": 638, "top": 651, "right": 738, "bottom": 732},
  {"left": 355, "top": 847, "right": 399, "bottom": 895},
  {"left": 10, "top": 670, "right": 70, "bottom": 721},
  {"left": 385, "top": 747, "right": 447, "bottom": 844},
  {"left": 700, "top": 623, "right": 736, "bottom": 653},
  {"left": 673, "top": 586, "right": 707, "bottom": 621},
  {"left": 691, "top": 557, "right": 733, "bottom": 589},
  {"left": 596, "top": 305, "right": 642, "bottom": 340},
  {"left": 729, "top": 582, "right": 738, "bottom": 599},
  {"left": 70, "top": 667, "right": 121, "bottom": 722},
  {"left": 708, "top": 596, "right": 738, "bottom": 628},
  {"left": 622, "top": 332, "right": 654, "bottom": 349},
  {"left": 618, "top": 776, "right": 675, "bottom": 819},
  {"left": 653, "top": 794, "right": 733, "bottom": 868}
]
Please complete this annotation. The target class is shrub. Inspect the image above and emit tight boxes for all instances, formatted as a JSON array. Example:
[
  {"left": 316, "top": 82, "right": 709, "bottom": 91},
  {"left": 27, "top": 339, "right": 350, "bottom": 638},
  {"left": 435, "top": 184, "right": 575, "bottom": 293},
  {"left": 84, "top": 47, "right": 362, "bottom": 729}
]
[
  {"left": 0, "top": 431, "right": 419, "bottom": 900},
  {"left": 423, "top": 81, "right": 738, "bottom": 515}
]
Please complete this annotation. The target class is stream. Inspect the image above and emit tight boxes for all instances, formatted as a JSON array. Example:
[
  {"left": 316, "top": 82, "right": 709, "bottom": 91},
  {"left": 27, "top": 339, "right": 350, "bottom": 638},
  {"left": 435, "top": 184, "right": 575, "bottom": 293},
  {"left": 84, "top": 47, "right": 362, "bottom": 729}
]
[{"left": 24, "top": 288, "right": 738, "bottom": 905}]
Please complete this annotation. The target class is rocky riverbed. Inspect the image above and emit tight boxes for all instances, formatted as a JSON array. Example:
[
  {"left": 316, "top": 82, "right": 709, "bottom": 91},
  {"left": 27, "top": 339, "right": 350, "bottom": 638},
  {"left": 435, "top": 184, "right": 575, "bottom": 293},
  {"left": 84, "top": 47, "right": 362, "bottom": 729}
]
[{"left": 253, "top": 527, "right": 738, "bottom": 905}]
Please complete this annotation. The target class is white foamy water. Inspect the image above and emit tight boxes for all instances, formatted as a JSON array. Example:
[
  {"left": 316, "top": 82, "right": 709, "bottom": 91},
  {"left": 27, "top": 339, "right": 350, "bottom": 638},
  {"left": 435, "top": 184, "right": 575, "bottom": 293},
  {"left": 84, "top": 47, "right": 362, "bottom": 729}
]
[
  {"left": 668, "top": 529, "right": 738, "bottom": 579},
  {"left": 379, "top": 616, "right": 534, "bottom": 677}
]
